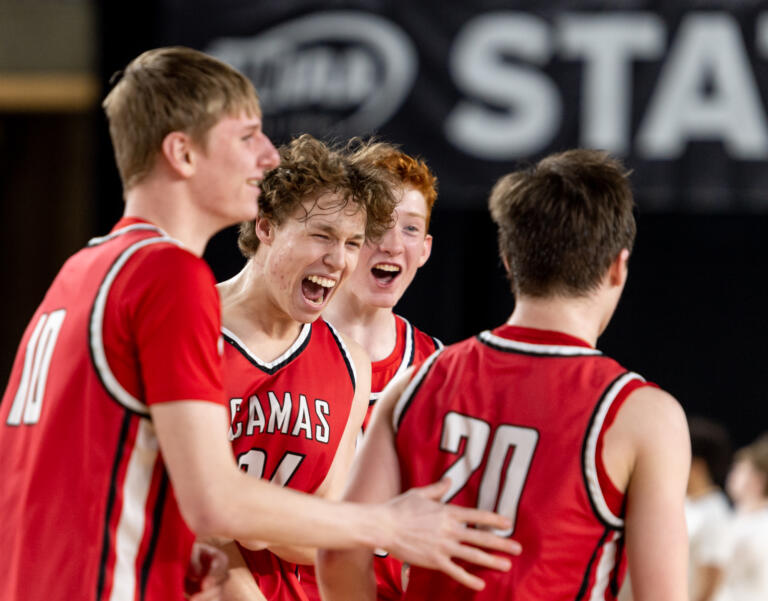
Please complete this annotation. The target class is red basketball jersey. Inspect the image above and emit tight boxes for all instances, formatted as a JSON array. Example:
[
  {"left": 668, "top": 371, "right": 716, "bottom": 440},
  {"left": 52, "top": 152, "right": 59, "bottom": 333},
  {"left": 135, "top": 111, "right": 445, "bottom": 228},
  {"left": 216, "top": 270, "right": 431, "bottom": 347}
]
[
  {"left": 299, "top": 314, "right": 441, "bottom": 601},
  {"left": 222, "top": 318, "right": 357, "bottom": 601},
  {"left": 394, "top": 325, "right": 651, "bottom": 601},
  {"left": 0, "top": 220, "right": 225, "bottom": 601}
]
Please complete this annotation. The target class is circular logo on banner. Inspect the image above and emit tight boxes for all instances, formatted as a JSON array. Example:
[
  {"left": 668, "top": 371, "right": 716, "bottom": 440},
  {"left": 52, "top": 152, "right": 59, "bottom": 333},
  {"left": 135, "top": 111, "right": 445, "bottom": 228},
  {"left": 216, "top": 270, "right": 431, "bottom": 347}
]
[{"left": 207, "top": 11, "right": 418, "bottom": 140}]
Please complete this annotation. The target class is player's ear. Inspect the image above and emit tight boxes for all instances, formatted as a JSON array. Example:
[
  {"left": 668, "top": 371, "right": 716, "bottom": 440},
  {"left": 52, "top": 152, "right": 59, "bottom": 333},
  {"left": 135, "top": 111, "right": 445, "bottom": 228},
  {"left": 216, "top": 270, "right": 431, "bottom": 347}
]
[
  {"left": 501, "top": 253, "right": 511, "bottom": 275},
  {"left": 254, "top": 216, "right": 276, "bottom": 245},
  {"left": 160, "top": 131, "right": 195, "bottom": 178},
  {"left": 418, "top": 234, "right": 433, "bottom": 268},
  {"left": 607, "top": 248, "right": 629, "bottom": 288}
]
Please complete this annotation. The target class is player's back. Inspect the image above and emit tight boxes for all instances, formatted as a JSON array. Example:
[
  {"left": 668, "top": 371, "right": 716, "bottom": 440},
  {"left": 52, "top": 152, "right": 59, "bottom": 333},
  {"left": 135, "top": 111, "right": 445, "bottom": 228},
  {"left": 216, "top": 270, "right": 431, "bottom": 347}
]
[
  {"left": 394, "top": 324, "right": 651, "bottom": 601},
  {"left": 0, "top": 223, "right": 200, "bottom": 601}
]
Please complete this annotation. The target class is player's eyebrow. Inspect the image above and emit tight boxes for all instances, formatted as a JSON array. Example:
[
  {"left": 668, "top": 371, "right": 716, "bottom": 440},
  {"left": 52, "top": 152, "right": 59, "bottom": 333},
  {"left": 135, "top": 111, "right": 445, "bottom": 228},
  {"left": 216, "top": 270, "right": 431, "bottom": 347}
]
[{"left": 313, "top": 221, "right": 365, "bottom": 242}]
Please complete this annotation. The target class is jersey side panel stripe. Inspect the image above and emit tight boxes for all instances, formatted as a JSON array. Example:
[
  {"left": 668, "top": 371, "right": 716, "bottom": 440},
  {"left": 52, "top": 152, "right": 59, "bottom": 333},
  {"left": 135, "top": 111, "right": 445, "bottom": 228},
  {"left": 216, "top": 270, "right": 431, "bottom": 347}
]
[
  {"left": 97, "top": 411, "right": 134, "bottom": 600},
  {"left": 108, "top": 418, "right": 161, "bottom": 601}
]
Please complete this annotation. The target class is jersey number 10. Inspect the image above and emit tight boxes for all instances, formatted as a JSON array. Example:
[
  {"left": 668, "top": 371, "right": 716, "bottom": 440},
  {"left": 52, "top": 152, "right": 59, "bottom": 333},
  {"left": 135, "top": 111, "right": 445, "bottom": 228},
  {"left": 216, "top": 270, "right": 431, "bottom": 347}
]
[
  {"left": 439, "top": 411, "right": 539, "bottom": 537},
  {"left": 6, "top": 310, "right": 67, "bottom": 426}
]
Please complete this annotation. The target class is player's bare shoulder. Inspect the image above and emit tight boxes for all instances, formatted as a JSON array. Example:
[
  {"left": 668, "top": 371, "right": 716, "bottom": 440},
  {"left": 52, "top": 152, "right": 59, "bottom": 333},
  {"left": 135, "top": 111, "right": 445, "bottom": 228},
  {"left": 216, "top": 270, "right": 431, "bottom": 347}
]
[{"left": 603, "top": 384, "right": 690, "bottom": 493}]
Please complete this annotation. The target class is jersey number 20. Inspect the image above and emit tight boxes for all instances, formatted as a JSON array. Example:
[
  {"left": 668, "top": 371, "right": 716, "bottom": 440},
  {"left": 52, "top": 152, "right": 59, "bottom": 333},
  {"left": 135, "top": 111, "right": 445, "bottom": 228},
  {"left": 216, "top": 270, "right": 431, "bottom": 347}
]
[{"left": 439, "top": 411, "right": 538, "bottom": 536}]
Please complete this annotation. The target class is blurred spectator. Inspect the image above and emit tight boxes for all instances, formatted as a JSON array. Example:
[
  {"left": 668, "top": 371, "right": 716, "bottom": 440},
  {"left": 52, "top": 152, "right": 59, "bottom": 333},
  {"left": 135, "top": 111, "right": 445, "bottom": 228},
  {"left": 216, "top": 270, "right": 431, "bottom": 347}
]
[
  {"left": 713, "top": 433, "right": 768, "bottom": 601},
  {"left": 685, "top": 417, "right": 733, "bottom": 601}
]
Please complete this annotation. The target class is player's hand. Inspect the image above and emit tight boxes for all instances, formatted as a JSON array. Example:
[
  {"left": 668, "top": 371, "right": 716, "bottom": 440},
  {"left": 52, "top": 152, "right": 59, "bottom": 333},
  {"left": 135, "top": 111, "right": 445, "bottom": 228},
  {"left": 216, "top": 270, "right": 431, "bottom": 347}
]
[
  {"left": 383, "top": 479, "right": 522, "bottom": 591},
  {"left": 185, "top": 541, "right": 229, "bottom": 599}
]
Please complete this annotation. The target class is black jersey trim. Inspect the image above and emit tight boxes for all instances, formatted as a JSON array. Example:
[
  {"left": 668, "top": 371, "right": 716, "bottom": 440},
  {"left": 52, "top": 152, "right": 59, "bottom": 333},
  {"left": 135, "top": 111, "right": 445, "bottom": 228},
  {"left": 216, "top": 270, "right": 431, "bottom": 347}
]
[
  {"left": 389, "top": 315, "right": 415, "bottom": 384},
  {"left": 580, "top": 371, "right": 644, "bottom": 530},
  {"left": 324, "top": 320, "right": 357, "bottom": 391},
  {"left": 477, "top": 330, "right": 602, "bottom": 358},
  {"left": 575, "top": 528, "right": 613, "bottom": 601},
  {"left": 392, "top": 348, "right": 443, "bottom": 432},
  {"left": 139, "top": 472, "right": 169, "bottom": 600},
  {"left": 222, "top": 323, "right": 312, "bottom": 375},
  {"left": 89, "top": 234, "right": 177, "bottom": 417},
  {"left": 432, "top": 336, "right": 444, "bottom": 351},
  {"left": 96, "top": 411, "right": 133, "bottom": 600}
]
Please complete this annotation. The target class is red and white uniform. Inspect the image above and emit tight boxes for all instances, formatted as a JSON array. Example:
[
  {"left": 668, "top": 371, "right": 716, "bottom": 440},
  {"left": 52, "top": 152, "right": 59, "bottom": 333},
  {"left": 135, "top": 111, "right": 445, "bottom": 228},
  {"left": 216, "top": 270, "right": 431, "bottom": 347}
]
[
  {"left": 394, "top": 325, "right": 652, "bottom": 601},
  {"left": 366, "top": 314, "right": 443, "bottom": 430},
  {"left": 222, "top": 318, "right": 357, "bottom": 601},
  {"left": 300, "top": 314, "right": 441, "bottom": 601},
  {"left": 0, "top": 218, "right": 225, "bottom": 601}
]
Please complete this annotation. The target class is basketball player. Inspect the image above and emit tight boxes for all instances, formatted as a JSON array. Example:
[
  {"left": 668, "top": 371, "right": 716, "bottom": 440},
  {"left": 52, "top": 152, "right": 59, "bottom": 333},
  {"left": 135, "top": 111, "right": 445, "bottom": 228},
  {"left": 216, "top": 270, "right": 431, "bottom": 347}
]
[
  {"left": 317, "top": 149, "right": 691, "bottom": 601},
  {"left": 0, "top": 47, "right": 521, "bottom": 601},
  {"left": 215, "top": 133, "right": 394, "bottom": 600},
  {"left": 301, "top": 142, "right": 441, "bottom": 601}
]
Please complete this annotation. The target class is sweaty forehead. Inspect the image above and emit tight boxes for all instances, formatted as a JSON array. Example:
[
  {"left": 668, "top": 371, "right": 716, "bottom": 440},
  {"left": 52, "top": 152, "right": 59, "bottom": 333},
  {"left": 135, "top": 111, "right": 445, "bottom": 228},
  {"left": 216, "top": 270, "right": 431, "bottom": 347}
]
[{"left": 302, "top": 202, "right": 366, "bottom": 236}]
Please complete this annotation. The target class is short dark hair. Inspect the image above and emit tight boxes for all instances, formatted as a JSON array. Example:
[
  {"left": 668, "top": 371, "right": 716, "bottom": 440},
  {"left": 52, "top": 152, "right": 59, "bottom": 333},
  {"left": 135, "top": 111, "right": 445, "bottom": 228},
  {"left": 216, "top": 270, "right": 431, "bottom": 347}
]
[
  {"left": 488, "top": 149, "right": 636, "bottom": 297},
  {"left": 688, "top": 416, "right": 732, "bottom": 488}
]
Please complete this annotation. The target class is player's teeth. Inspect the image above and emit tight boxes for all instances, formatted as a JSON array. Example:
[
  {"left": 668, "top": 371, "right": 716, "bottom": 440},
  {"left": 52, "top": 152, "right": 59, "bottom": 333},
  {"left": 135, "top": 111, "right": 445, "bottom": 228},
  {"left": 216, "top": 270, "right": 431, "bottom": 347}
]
[
  {"left": 246, "top": 178, "right": 261, "bottom": 187},
  {"left": 374, "top": 264, "right": 400, "bottom": 272},
  {"left": 307, "top": 275, "right": 336, "bottom": 288}
]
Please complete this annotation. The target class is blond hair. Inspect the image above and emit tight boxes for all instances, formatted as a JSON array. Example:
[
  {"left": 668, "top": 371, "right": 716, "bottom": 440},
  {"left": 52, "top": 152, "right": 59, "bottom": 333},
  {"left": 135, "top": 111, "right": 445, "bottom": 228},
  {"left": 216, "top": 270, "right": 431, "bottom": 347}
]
[{"left": 102, "top": 46, "right": 261, "bottom": 190}]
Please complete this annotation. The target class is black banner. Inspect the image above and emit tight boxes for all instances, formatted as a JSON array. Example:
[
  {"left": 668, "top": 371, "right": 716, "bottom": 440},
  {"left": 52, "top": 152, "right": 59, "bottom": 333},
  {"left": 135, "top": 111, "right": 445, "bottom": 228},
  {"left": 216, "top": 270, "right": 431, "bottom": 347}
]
[{"left": 149, "top": 1, "right": 768, "bottom": 212}]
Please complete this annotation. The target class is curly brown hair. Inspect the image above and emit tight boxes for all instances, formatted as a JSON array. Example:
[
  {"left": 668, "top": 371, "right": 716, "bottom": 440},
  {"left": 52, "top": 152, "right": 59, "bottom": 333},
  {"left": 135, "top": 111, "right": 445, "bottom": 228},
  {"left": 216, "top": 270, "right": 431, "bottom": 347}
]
[
  {"left": 489, "top": 149, "right": 636, "bottom": 298},
  {"left": 238, "top": 134, "right": 396, "bottom": 257},
  {"left": 347, "top": 140, "right": 438, "bottom": 231}
]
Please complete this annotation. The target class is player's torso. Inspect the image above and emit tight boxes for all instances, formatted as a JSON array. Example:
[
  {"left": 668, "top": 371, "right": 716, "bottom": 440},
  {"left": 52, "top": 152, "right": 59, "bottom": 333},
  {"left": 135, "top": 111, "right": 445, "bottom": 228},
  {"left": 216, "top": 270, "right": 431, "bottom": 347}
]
[
  {"left": 396, "top": 325, "right": 646, "bottom": 601},
  {"left": 223, "top": 318, "right": 356, "bottom": 493},
  {"left": 222, "top": 319, "right": 356, "bottom": 601},
  {"left": 0, "top": 223, "right": 196, "bottom": 601}
]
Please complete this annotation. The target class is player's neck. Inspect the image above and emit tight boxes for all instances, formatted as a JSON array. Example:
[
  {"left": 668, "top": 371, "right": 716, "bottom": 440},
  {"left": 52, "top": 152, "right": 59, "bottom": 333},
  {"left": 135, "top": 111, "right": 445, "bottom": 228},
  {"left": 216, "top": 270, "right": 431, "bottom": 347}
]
[
  {"left": 325, "top": 297, "right": 397, "bottom": 362},
  {"left": 507, "top": 295, "right": 604, "bottom": 347},
  {"left": 123, "top": 181, "right": 225, "bottom": 257},
  {"left": 219, "top": 263, "right": 304, "bottom": 360}
]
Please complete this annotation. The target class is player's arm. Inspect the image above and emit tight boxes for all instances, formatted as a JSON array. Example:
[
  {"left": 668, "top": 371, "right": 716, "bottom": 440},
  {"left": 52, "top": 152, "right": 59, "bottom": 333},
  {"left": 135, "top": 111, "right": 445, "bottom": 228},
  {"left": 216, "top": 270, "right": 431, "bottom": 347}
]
[
  {"left": 606, "top": 386, "right": 690, "bottom": 601},
  {"left": 151, "top": 400, "right": 519, "bottom": 569},
  {"left": 266, "top": 337, "right": 372, "bottom": 565},
  {"left": 316, "top": 370, "right": 522, "bottom": 601}
]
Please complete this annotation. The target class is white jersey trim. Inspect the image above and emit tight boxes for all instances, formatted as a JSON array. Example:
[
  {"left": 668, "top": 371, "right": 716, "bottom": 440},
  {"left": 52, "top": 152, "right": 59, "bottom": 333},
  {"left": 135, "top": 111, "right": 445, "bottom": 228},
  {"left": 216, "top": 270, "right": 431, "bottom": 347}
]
[
  {"left": 109, "top": 419, "right": 159, "bottom": 601},
  {"left": 391, "top": 316, "right": 415, "bottom": 383},
  {"left": 478, "top": 329, "right": 602, "bottom": 356},
  {"left": 324, "top": 319, "right": 357, "bottom": 390},
  {"left": 91, "top": 235, "right": 180, "bottom": 416},
  {"left": 588, "top": 531, "right": 622, "bottom": 601},
  {"left": 392, "top": 348, "right": 443, "bottom": 432},
  {"left": 221, "top": 323, "right": 312, "bottom": 370},
  {"left": 583, "top": 371, "right": 645, "bottom": 528},
  {"left": 88, "top": 224, "right": 165, "bottom": 247}
]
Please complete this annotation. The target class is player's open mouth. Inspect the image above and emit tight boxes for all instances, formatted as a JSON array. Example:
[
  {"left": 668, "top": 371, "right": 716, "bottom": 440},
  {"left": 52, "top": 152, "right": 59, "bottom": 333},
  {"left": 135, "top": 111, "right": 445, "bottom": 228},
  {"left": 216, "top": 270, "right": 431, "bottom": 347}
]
[
  {"left": 371, "top": 263, "right": 401, "bottom": 285},
  {"left": 246, "top": 177, "right": 262, "bottom": 187},
  {"left": 302, "top": 274, "right": 336, "bottom": 306}
]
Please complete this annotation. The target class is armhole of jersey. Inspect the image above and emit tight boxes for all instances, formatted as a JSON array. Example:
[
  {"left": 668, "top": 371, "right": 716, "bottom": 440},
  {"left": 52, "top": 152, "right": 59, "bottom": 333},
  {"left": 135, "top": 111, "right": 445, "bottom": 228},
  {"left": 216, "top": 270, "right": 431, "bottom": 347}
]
[
  {"left": 395, "top": 316, "right": 415, "bottom": 378},
  {"left": 324, "top": 319, "right": 357, "bottom": 391},
  {"left": 392, "top": 348, "right": 443, "bottom": 433},
  {"left": 89, "top": 236, "right": 180, "bottom": 417},
  {"left": 582, "top": 371, "right": 646, "bottom": 529}
]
